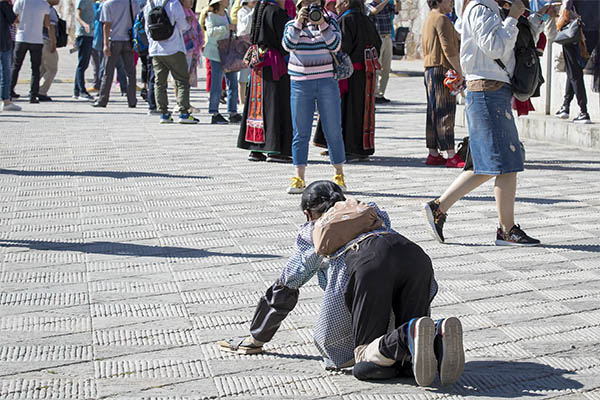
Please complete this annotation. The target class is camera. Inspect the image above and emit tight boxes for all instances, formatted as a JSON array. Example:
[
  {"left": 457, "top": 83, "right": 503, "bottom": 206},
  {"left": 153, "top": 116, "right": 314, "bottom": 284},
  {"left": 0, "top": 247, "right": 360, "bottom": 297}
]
[{"left": 308, "top": 3, "right": 323, "bottom": 22}]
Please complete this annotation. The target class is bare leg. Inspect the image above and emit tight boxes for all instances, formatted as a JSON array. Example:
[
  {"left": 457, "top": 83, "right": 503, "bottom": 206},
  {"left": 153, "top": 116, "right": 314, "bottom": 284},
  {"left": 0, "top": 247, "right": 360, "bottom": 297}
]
[
  {"left": 239, "top": 82, "right": 246, "bottom": 104},
  {"left": 438, "top": 170, "right": 493, "bottom": 214},
  {"left": 494, "top": 172, "right": 517, "bottom": 232},
  {"left": 295, "top": 166, "right": 306, "bottom": 181},
  {"left": 333, "top": 163, "right": 343, "bottom": 176}
]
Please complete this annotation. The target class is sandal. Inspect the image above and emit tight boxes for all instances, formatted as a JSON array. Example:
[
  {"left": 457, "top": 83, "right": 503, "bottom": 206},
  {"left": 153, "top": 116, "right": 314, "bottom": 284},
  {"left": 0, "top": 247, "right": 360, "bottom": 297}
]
[{"left": 216, "top": 338, "right": 264, "bottom": 355}]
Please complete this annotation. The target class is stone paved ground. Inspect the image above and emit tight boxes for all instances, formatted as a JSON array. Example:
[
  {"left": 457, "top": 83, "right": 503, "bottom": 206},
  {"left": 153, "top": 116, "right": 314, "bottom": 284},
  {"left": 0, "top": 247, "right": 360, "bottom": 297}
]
[{"left": 1, "top": 51, "right": 600, "bottom": 399}]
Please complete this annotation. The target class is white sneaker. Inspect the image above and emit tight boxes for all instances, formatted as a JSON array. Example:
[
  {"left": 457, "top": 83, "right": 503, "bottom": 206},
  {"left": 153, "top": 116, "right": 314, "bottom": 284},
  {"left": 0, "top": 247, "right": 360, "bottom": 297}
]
[
  {"left": 2, "top": 102, "right": 21, "bottom": 111},
  {"left": 77, "top": 95, "right": 94, "bottom": 101}
]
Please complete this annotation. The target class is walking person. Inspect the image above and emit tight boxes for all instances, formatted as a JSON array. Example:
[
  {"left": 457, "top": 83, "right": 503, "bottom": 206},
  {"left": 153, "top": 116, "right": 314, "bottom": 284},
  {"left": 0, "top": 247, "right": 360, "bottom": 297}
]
[
  {"left": 180, "top": 0, "right": 203, "bottom": 110},
  {"left": 217, "top": 181, "right": 465, "bottom": 386},
  {"left": 144, "top": 0, "right": 199, "bottom": 123},
  {"left": 366, "top": 0, "right": 397, "bottom": 103},
  {"left": 93, "top": 0, "right": 140, "bottom": 107},
  {"left": 282, "top": 0, "right": 346, "bottom": 194},
  {"left": 237, "top": 0, "right": 293, "bottom": 163},
  {"left": 554, "top": 0, "right": 596, "bottom": 124},
  {"left": 204, "top": 0, "right": 241, "bottom": 124},
  {"left": 313, "top": 0, "right": 382, "bottom": 162},
  {"left": 422, "top": 0, "right": 465, "bottom": 168},
  {"left": 423, "top": 0, "right": 546, "bottom": 246},
  {"left": 0, "top": 0, "right": 20, "bottom": 111},
  {"left": 73, "top": 0, "right": 95, "bottom": 100},
  {"left": 10, "top": 0, "right": 52, "bottom": 103},
  {"left": 37, "top": 0, "right": 59, "bottom": 101}
]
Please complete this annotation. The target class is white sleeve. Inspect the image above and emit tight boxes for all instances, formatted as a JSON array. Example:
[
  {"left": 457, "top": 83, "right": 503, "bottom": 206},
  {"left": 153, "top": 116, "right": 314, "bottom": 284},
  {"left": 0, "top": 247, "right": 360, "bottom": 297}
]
[{"left": 468, "top": 5, "right": 519, "bottom": 60}]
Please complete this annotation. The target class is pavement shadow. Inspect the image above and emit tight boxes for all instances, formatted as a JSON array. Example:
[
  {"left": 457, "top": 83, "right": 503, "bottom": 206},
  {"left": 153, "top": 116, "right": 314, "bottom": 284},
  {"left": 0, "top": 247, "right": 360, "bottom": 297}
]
[
  {"left": 0, "top": 239, "right": 280, "bottom": 259},
  {"left": 261, "top": 351, "right": 322, "bottom": 362},
  {"left": 431, "top": 360, "right": 584, "bottom": 397},
  {"left": 0, "top": 168, "right": 209, "bottom": 180},
  {"left": 525, "top": 162, "right": 600, "bottom": 173}
]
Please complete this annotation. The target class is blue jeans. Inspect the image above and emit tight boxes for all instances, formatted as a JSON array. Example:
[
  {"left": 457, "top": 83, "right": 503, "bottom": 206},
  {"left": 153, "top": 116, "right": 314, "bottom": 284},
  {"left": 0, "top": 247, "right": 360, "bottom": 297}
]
[
  {"left": 0, "top": 49, "right": 11, "bottom": 100},
  {"left": 290, "top": 78, "right": 345, "bottom": 167},
  {"left": 74, "top": 36, "right": 93, "bottom": 96},
  {"left": 147, "top": 56, "right": 156, "bottom": 110},
  {"left": 208, "top": 59, "right": 238, "bottom": 114}
]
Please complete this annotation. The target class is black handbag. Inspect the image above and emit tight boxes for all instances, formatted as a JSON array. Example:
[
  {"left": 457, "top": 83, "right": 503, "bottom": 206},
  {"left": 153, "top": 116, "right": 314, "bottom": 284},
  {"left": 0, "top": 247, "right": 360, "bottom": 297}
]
[{"left": 554, "top": 18, "right": 582, "bottom": 46}]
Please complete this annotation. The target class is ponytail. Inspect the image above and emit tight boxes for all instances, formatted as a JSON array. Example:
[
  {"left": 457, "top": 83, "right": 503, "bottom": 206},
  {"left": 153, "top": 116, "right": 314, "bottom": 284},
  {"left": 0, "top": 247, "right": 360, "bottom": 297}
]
[{"left": 250, "top": 0, "right": 267, "bottom": 44}]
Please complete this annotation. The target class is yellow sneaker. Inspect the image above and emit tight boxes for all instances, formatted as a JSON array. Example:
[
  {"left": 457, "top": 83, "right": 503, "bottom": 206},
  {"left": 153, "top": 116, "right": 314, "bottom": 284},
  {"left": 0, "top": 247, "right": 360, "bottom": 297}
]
[
  {"left": 287, "top": 176, "right": 306, "bottom": 194},
  {"left": 333, "top": 174, "right": 347, "bottom": 192}
]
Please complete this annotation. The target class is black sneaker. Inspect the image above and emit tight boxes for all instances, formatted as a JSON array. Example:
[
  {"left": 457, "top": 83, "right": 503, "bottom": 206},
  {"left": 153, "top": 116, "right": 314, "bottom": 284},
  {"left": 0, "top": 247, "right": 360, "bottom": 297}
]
[
  {"left": 555, "top": 106, "right": 569, "bottom": 119},
  {"left": 375, "top": 96, "right": 386, "bottom": 104},
  {"left": 211, "top": 113, "right": 229, "bottom": 125},
  {"left": 140, "top": 87, "right": 148, "bottom": 100},
  {"left": 10, "top": 91, "right": 20, "bottom": 99},
  {"left": 353, "top": 362, "right": 399, "bottom": 381},
  {"left": 434, "top": 317, "right": 465, "bottom": 386},
  {"left": 573, "top": 112, "right": 591, "bottom": 124},
  {"left": 37, "top": 94, "right": 52, "bottom": 102},
  {"left": 423, "top": 199, "right": 446, "bottom": 243},
  {"left": 495, "top": 224, "right": 540, "bottom": 246},
  {"left": 29, "top": 96, "right": 39, "bottom": 104},
  {"left": 229, "top": 113, "right": 242, "bottom": 124}
]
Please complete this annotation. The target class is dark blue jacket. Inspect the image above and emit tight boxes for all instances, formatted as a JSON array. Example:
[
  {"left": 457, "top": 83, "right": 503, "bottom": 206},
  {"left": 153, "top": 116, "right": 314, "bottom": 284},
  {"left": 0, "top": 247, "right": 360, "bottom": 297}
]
[{"left": 0, "top": 1, "right": 16, "bottom": 52}]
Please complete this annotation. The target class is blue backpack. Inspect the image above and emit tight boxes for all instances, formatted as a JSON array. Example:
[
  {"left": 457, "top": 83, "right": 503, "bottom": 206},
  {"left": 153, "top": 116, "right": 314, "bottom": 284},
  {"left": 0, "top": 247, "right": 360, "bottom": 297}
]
[{"left": 133, "top": 11, "right": 149, "bottom": 56}]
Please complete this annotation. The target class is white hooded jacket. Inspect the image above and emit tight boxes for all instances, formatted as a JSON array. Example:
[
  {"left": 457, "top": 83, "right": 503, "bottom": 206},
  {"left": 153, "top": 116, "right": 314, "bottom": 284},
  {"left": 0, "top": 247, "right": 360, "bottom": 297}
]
[{"left": 461, "top": 0, "right": 542, "bottom": 83}]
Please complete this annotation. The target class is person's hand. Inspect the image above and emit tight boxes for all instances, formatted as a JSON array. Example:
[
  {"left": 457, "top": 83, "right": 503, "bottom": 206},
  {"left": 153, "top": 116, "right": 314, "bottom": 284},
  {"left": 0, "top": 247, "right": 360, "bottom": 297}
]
[
  {"left": 103, "top": 44, "right": 111, "bottom": 57},
  {"left": 508, "top": 0, "right": 525, "bottom": 19},
  {"left": 50, "top": 42, "right": 56, "bottom": 53},
  {"left": 83, "top": 22, "right": 90, "bottom": 33},
  {"left": 297, "top": 6, "right": 308, "bottom": 23},
  {"left": 227, "top": 23, "right": 236, "bottom": 30}
]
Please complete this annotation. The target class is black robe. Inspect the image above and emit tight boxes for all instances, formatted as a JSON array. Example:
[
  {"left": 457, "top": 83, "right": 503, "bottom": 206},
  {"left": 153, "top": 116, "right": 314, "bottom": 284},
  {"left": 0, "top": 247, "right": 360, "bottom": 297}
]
[
  {"left": 314, "top": 11, "right": 382, "bottom": 157},
  {"left": 237, "top": 3, "right": 293, "bottom": 156}
]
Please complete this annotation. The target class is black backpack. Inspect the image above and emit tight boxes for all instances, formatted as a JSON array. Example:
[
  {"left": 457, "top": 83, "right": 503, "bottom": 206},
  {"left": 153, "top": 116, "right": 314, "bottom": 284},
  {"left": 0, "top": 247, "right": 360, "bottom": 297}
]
[
  {"left": 147, "top": 0, "right": 175, "bottom": 41},
  {"left": 51, "top": 7, "right": 68, "bottom": 48},
  {"left": 495, "top": 12, "right": 544, "bottom": 102}
]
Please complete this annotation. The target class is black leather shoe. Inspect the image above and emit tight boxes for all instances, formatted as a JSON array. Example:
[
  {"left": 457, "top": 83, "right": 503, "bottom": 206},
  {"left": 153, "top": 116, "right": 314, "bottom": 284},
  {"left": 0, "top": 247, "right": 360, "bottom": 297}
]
[
  {"left": 29, "top": 96, "right": 39, "bottom": 104},
  {"left": 92, "top": 102, "right": 106, "bottom": 108},
  {"left": 37, "top": 94, "right": 52, "bottom": 102},
  {"left": 11, "top": 91, "right": 20, "bottom": 99}
]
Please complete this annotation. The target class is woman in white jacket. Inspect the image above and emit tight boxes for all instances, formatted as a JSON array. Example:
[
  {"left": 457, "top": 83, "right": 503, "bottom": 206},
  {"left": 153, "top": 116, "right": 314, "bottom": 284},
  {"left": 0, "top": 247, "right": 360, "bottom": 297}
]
[{"left": 424, "top": 0, "right": 550, "bottom": 247}]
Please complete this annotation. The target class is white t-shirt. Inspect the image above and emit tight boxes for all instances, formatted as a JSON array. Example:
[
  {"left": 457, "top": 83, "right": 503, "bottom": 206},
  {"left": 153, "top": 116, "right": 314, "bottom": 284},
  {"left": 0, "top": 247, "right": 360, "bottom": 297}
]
[{"left": 13, "top": 0, "right": 50, "bottom": 44}]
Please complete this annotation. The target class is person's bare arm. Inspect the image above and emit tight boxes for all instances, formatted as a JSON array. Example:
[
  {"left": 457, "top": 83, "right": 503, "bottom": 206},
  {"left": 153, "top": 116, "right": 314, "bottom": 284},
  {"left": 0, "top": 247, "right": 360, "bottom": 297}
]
[
  {"left": 76, "top": 8, "right": 91, "bottom": 32},
  {"left": 43, "top": 14, "right": 56, "bottom": 53},
  {"left": 103, "top": 22, "right": 111, "bottom": 56}
]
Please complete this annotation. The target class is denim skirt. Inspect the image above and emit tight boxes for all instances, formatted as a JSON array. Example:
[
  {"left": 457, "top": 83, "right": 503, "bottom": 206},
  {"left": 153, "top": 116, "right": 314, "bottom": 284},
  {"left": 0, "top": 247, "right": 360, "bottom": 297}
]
[{"left": 465, "top": 84, "right": 524, "bottom": 175}]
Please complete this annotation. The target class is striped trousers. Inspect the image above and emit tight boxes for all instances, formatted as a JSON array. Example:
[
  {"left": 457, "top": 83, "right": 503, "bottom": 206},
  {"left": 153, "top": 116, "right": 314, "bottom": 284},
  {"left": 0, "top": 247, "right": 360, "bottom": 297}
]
[{"left": 424, "top": 66, "right": 456, "bottom": 151}]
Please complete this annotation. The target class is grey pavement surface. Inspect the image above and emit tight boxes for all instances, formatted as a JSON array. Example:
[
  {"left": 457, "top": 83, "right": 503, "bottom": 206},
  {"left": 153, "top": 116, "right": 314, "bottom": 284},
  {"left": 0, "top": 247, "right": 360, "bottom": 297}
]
[{"left": 1, "top": 50, "right": 600, "bottom": 399}]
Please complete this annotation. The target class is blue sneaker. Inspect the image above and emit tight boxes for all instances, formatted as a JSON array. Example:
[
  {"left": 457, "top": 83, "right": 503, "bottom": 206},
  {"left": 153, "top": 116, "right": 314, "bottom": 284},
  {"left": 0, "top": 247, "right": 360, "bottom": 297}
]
[
  {"left": 178, "top": 113, "right": 199, "bottom": 124},
  {"left": 407, "top": 317, "right": 436, "bottom": 387},
  {"left": 159, "top": 112, "right": 173, "bottom": 124},
  {"left": 434, "top": 317, "right": 464, "bottom": 385}
]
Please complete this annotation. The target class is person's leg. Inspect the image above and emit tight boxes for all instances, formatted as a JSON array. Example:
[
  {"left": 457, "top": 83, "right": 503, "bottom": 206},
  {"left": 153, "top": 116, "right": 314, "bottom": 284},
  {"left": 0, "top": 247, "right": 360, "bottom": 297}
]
[
  {"left": 424, "top": 68, "right": 438, "bottom": 155},
  {"left": 432, "top": 67, "right": 456, "bottom": 156},
  {"left": 152, "top": 56, "right": 170, "bottom": 114},
  {"left": 10, "top": 42, "right": 27, "bottom": 94},
  {"left": 165, "top": 52, "right": 191, "bottom": 114},
  {"left": 438, "top": 171, "right": 493, "bottom": 214},
  {"left": 290, "top": 80, "right": 316, "bottom": 181},
  {"left": 494, "top": 172, "right": 517, "bottom": 233},
  {"left": 97, "top": 44, "right": 119, "bottom": 106},
  {"left": 562, "top": 43, "right": 587, "bottom": 113},
  {"left": 225, "top": 70, "right": 238, "bottom": 114},
  {"left": 315, "top": 78, "right": 345, "bottom": 171},
  {"left": 0, "top": 50, "right": 12, "bottom": 103},
  {"left": 140, "top": 54, "right": 148, "bottom": 88},
  {"left": 120, "top": 41, "right": 137, "bottom": 107},
  {"left": 39, "top": 39, "right": 58, "bottom": 96},
  {"left": 376, "top": 36, "right": 393, "bottom": 98},
  {"left": 91, "top": 48, "right": 100, "bottom": 90},
  {"left": 29, "top": 44, "right": 43, "bottom": 99},
  {"left": 147, "top": 57, "right": 156, "bottom": 110},
  {"left": 74, "top": 36, "right": 84, "bottom": 96},
  {"left": 208, "top": 59, "right": 224, "bottom": 114},
  {"left": 115, "top": 55, "right": 127, "bottom": 94},
  {"left": 78, "top": 37, "right": 93, "bottom": 95}
]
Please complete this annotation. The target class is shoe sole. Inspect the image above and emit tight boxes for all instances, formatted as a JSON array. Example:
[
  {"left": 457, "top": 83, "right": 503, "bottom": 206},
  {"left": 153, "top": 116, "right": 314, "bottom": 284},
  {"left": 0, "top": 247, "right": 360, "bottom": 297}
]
[
  {"left": 556, "top": 114, "right": 569, "bottom": 119},
  {"left": 216, "top": 340, "right": 263, "bottom": 355},
  {"left": 423, "top": 203, "right": 444, "bottom": 243},
  {"left": 410, "top": 317, "right": 437, "bottom": 387},
  {"left": 212, "top": 122, "right": 229, "bottom": 125},
  {"left": 574, "top": 120, "right": 592, "bottom": 124},
  {"left": 438, "top": 317, "right": 465, "bottom": 386},
  {"left": 178, "top": 120, "right": 199, "bottom": 124},
  {"left": 159, "top": 120, "right": 174, "bottom": 124},
  {"left": 495, "top": 239, "right": 540, "bottom": 247},
  {"left": 287, "top": 187, "right": 305, "bottom": 194}
]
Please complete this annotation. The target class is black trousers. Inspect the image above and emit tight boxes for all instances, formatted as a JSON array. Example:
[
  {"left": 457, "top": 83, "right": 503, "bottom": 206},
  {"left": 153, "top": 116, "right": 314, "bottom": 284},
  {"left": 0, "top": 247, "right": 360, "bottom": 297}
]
[
  {"left": 10, "top": 42, "right": 43, "bottom": 98},
  {"left": 562, "top": 43, "right": 587, "bottom": 113},
  {"left": 344, "top": 233, "right": 434, "bottom": 361}
]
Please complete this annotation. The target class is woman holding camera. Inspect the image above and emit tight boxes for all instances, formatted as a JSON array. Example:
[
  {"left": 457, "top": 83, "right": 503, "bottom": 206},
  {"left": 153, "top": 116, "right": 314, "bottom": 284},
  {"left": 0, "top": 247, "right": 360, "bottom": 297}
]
[
  {"left": 424, "top": 0, "right": 547, "bottom": 246},
  {"left": 282, "top": 0, "right": 346, "bottom": 194},
  {"left": 237, "top": 0, "right": 294, "bottom": 163},
  {"left": 313, "top": 0, "right": 382, "bottom": 162}
]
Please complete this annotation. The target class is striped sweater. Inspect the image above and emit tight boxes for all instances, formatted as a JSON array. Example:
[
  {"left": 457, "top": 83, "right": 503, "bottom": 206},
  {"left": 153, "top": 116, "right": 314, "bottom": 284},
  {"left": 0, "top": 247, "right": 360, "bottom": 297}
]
[{"left": 282, "top": 19, "right": 341, "bottom": 81}]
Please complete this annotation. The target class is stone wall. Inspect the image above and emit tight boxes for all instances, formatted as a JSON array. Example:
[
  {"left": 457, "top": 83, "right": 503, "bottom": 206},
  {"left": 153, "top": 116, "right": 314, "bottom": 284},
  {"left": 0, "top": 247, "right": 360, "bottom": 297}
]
[{"left": 395, "top": 0, "right": 428, "bottom": 59}]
